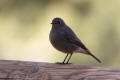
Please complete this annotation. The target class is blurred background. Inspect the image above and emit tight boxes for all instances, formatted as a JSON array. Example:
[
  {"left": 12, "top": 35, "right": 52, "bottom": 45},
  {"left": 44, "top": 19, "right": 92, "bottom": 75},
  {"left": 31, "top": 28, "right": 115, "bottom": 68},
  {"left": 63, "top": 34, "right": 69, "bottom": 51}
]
[{"left": 0, "top": 0, "right": 120, "bottom": 68}]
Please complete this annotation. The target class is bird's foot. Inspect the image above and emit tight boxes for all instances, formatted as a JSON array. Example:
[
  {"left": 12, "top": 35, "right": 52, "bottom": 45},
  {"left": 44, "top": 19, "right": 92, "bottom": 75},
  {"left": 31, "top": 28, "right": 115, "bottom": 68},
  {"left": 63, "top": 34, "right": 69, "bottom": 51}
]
[
  {"left": 56, "top": 62, "right": 72, "bottom": 65},
  {"left": 56, "top": 62, "right": 65, "bottom": 64},
  {"left": 66, "top": 62, "right": 72, "bottom": 64}
]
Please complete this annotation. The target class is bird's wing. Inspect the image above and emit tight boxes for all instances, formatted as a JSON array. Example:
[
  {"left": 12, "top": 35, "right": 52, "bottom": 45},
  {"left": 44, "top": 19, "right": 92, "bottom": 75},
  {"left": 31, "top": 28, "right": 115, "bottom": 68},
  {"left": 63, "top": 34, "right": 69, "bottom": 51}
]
[
  {"left": 64, "top": 26, "right": 88, "bottom": 50},
  {"left": 68, "top": 35, "right": 88, "bottom": 50}
]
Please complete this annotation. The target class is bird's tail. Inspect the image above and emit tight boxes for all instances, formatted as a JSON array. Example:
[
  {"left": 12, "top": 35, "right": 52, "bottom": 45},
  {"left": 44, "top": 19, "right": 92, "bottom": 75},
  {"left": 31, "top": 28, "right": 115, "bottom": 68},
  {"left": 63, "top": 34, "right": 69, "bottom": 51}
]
[
  {"left": 76, "top": 48, "right": 101, "bottom": 63},
  {"left": 86, "top": 50, "right": 101, "bottom": 63}
]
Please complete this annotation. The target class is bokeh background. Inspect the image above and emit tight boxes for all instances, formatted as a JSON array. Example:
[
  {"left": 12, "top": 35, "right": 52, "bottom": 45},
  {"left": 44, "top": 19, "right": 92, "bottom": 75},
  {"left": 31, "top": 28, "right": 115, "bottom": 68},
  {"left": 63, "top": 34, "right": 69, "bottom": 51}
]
[{"left": 0, "top": 0, "right": 120, "bottom": 68}]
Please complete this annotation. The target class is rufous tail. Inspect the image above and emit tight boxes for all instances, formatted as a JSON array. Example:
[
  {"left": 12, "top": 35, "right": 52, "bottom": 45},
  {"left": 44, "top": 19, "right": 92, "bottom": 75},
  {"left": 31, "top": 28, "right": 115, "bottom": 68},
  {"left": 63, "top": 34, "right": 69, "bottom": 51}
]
[{"left": 87, "top": 50, "right": 101, "bottom": 63}]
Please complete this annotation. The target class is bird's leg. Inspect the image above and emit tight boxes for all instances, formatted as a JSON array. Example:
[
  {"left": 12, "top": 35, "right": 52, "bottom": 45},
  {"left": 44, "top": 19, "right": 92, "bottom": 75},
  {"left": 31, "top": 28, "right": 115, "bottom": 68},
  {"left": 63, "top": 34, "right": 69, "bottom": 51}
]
[
  {"left": 62, "top": 54, "right": 69, "bottom": 64},
  {"left": 66, "top": 53, "right": 73, "bottom": 64},
  {"left": 56, "top": 54, "right": 69, "bottom": 64}
]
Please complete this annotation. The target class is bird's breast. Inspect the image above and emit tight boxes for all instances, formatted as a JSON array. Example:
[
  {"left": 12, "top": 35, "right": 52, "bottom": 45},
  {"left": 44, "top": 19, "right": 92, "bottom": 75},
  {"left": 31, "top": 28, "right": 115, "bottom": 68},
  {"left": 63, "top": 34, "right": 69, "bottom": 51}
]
[
  {"left": 50, "top": 30, "right": 65, "bottom": 48},
  {"left": 49, "top": 29, "right": 76, "bottom": 53}
]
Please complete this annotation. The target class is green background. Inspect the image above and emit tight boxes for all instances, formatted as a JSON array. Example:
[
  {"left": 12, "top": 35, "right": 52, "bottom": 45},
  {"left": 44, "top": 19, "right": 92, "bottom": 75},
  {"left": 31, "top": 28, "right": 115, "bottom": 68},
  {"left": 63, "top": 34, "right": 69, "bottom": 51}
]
[{"left": 0, "top": 0, "right": 120, "bottom": 68}]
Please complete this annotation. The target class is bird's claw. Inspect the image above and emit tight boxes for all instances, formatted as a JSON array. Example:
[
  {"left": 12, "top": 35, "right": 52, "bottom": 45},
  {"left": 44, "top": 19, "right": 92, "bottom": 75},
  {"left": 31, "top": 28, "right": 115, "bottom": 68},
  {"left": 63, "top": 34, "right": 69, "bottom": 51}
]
[
  {"left": 66, "top": 62, "right": 72, "bottom": 64},
  {"left": 56, "top": 62, "right": 72, "bottom": 65},
  {"left": 56, "top": 62, "right": 65, "bottom": 64}
]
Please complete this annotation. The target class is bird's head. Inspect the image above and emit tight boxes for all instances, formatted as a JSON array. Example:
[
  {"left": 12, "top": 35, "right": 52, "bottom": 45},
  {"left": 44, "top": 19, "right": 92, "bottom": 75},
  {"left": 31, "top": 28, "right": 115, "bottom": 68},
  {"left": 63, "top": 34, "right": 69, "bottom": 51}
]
[{"left": 51, "top": 18, "right": 66, "bottom": 26}]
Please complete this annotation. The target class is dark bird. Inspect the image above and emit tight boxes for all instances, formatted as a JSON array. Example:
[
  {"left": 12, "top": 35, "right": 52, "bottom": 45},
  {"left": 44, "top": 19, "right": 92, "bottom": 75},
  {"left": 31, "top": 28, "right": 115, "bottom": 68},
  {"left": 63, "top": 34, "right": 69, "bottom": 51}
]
[{"left": 49, "top": 17, "right": 101, "bottom": 64}]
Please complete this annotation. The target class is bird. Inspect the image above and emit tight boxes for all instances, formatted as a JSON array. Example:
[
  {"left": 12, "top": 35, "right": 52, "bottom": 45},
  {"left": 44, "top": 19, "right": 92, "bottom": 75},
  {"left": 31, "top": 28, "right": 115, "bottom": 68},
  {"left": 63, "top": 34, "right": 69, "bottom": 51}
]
[{"left": 49, "top": 17, "right": 101, "bottom": 64}]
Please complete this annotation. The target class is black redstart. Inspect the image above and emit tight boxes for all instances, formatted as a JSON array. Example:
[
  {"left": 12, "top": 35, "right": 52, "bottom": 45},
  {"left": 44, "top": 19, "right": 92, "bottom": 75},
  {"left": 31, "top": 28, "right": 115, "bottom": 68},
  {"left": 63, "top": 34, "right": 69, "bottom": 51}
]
[{"left": 49, "top": 17, "right": 101, "bottom": 64}]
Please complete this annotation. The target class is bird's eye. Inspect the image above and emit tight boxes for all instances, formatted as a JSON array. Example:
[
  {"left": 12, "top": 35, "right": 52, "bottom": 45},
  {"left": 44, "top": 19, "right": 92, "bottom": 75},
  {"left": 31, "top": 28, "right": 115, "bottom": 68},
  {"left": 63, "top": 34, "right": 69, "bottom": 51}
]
[{"left": 56, "top": 21, "right": 60, "bottom": 24}]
